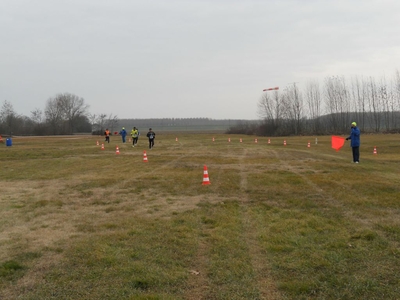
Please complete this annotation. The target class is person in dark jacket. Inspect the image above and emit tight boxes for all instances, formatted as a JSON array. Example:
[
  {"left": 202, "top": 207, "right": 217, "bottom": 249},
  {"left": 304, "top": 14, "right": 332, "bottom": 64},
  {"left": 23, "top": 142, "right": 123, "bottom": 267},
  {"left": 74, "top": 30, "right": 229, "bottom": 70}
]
[
  {"left": 119, "top": 127, "right": 127, "bottom": 143},
  {"left": 146, "top": 128, "right": 155, "bottom": 149},
  {"left": 346, "top": 122, "right": 361, "bottom": 163}
]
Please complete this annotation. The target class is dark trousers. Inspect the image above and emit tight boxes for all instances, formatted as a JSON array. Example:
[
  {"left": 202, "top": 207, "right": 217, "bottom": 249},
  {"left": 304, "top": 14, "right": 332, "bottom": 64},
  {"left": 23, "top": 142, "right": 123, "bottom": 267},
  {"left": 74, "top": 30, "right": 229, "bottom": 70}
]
[
  {"left": 122, "top": 136, "right": 126, "bottom": 143},
  {"left": 133, "top": 137, "right": 138, "bottom": 145},
  {"left": 105, "top": 136, "right": 110, "bottom": 143},
  {"left": 149, "top": 139, "right": 154, "bottom": 149},
  {"left": 352, "top": 146, "right": 360, "bottom": 162}
]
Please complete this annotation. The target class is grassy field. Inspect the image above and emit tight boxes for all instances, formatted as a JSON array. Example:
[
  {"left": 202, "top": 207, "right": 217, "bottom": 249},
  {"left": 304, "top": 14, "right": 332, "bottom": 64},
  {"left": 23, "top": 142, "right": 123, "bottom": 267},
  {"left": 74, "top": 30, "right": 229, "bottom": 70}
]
[{"left": 1, "top": 133, "right": 400, "bottom": 299}]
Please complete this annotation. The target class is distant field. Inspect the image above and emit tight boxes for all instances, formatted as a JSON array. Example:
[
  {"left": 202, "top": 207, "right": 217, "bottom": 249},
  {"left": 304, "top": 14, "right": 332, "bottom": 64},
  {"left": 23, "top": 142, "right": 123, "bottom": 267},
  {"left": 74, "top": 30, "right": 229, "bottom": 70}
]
[{"left": 1, "top": 134, "right": 400, "bottom": 299}]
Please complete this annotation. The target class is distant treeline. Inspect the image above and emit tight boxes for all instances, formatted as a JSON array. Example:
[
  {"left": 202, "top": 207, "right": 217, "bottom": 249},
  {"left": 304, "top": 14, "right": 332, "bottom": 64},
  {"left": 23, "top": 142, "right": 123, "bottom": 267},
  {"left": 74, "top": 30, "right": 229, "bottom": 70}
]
[
  {"left": 112, "top": 118, "right": 254, "bottom": 133},
  {"left": 227, "top": 112, "right": 400, "bottom": 136}
]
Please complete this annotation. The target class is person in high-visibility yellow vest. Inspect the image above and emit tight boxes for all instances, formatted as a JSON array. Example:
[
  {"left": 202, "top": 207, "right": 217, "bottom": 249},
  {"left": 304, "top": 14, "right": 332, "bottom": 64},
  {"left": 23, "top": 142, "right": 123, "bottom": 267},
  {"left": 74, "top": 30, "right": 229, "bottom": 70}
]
[{"left": 130, "top": 127, "right": 139, "bottom": 147}]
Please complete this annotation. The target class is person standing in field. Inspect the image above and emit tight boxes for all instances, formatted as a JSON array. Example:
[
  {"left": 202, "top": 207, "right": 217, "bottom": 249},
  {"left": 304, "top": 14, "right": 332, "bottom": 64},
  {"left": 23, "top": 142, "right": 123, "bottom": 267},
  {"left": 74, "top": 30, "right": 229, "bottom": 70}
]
[
  {"left": 346, "top": 122, "right": 361, "bottom": 163},
  {"left": 119, "top": 127, "right": 127, "bottom": 143},
  {"left": 131, "top": 127, "right": 139, "bottom": 147},
  {"left": 104, "top": 128, "right": 110, "bottom": 143},
  {"left": 146, "top": 128, "right": 155, "bottom": 149}
]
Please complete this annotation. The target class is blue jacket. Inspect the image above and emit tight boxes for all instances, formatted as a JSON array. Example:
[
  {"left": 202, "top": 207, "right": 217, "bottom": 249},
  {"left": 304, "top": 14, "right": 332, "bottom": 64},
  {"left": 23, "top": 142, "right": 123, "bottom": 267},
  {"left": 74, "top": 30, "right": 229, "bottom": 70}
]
[
  {"left": 119, "top": 129, "right": 127, "bottom": 137},
  {"left": 347, "top": 126, "right": 360, "bottom": 147}
]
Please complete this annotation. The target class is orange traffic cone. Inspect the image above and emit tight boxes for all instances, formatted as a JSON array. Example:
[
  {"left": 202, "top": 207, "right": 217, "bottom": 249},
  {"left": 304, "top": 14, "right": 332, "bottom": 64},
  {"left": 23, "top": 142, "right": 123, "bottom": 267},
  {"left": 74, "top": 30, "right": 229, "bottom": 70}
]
[
  {"left": 255, "top": 138, "right": 258, "bottom": 143},
  {"left": 228, "top": 138, "right": 231, "bottom": 142},
  {"left": 284, "top": 140, "right": 287, "bottom": 146},
  {"left": 373, "top": 146, "right": 377, "bottom": 155},
  {"left": 268, "top": 138, "right": 271, "bottom": 144},
  {"left": 96, "top": 140, "right": 99, "bottom": 146},
  {"left": 116, "top": 145, "right": 120, "bottom": 154},
  {"left": 175, "top": 137, "right": 178, "bottom": 142},
  {"left": 143, "top": 151, "right": 148, "bottom": 162},
  {"left": 202, "top": 165, "right": 210, "bottom": 185},
  {"left": 307, "top": 141, "right": 310, "bottom": 148},
  {"left": 240, "top": 138, "right": 242, "bottom": 143},
  {"left": 212, "top": 137, "right": 215, "bottom": 142},
  {"left": 101, "top": 143, "right": 104, "bottom": 150}
]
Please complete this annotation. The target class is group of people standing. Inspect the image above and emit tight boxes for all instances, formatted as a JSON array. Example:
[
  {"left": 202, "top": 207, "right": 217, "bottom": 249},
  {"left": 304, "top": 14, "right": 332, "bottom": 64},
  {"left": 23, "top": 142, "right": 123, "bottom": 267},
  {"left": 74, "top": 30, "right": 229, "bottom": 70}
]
[{"left": 104, "top": 127, "right": 156, "bottom": 149}]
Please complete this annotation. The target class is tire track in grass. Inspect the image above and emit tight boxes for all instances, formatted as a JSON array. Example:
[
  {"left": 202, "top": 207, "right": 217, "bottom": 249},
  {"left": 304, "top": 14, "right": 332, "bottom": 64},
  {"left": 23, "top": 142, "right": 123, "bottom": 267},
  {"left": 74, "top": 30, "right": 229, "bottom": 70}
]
[{"left": 238, "top": 148, "right": 282, "bottom": 300}]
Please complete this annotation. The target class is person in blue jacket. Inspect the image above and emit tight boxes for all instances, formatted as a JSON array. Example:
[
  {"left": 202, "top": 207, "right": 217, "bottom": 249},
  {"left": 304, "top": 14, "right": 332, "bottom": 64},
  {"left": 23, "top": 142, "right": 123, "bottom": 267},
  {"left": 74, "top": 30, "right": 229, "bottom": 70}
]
[
  {"left": 346, "top": 122, "right": 361, "bottom": 163},
  {"left": 119, "top": 127, "right": 127, "bottom": 143}
]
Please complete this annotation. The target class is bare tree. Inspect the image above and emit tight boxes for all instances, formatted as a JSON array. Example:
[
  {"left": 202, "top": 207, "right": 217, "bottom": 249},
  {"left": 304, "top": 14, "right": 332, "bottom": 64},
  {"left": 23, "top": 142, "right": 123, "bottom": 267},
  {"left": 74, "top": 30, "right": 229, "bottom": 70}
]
[
  {"left": 257, "top": 90, "right": 283, "bottom": 135},
  {"left": 350, "top": 76, "right": 368, "bottom": 132},
  {"left": 324, "top": 76, "right": 349, "bottom": 133},
  {"left": 304, "top": 80, "right": 322, "bottom": 134},
  {"left": 283, "top": 83, "right": 303, "bottom": 135},
  {"left": 0, "top": 100, "right": 18, "bottom": 135},
  {"left": 30, "top": 108, "right": 46, "bottom": 135},
  {"left": 106, "top": 114, "right": 119, "bottom": 134},
  {"left": 56, "top": 93, "right": 89, "bottom": 133},
  {"left": 368, "top": 77, "right": 381, "bottom": 132},
  {"left": 44, "top": 97, "right": 64, "bottom": 134}
]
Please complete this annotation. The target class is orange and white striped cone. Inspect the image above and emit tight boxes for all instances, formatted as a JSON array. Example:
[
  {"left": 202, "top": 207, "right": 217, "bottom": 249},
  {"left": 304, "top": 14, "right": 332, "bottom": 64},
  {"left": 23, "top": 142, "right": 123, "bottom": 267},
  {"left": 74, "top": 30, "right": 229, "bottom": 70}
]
[
  {"left": 96, "top": 140, "right": 99, "bottom": 146},
  {"left": 240, "top": 138, "right": 242, "bottom": 143},
  {"left": 116, "top": 146, "right": 120, "bottom": 155},
  {"left": 307, "top": 141, "right": 310, "bottom": 148},
  {"left": 228, "top": 138, "right": 231, "bottom": 143},
  {"left": 255, "top": 138, "right": 258, "bottom": 143},
  {"left": 268, "top": 138, "right": 271, "bottom": 144},
  {"left": 175, "top": 137, "right": 178, "bottom": 142},
  {"left": 373, "top": 146, "right": 377, "bottom": 155},
  {"left": 284, "top": 140, "right": 287, "bottom": 146},
  {"left": 202, "top": 165, "right": 210, "bottom": 185},
  {"left": 143, "top": 151, "right": 148, "bottom": 162},
  {"left": 101, "top": 143, "right": 104, "bottom": 150},
  {"left": 212, "top": 137, "right": 215, "bottom": 142}
]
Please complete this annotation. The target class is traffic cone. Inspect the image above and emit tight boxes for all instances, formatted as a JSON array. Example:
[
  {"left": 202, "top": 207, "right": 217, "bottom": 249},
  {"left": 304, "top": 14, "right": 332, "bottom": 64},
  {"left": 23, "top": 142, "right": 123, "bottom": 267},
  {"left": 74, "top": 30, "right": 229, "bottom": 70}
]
[
  {"left": 101, "top": 143, "right": 104, "bottom": 150},
  {"left": 240, "top": 138, "right": 242, "bottom": 143},
  {"left": 202, "top": 165, "right": 210, "bottom": 185},
  {"left": 284, "top": 140, "right": 287, "bottom": 146},
  {"left": 176, "top": 137, "right": 178, "bottom": 142},
  {"left": 116, "top": 145, "right": 120, "bottom": 154},
  {"left": 96, "top": 140, "right": 99, "bottom": 146},
  {"left": 212, "top": 137, "right": 215, "bottom": 142},
  {"left": 255, "top": 138, "right": 258, "bottom": 143},
  {"left": 228, "top": 138, "right": 231, "bottom": 142},
  {"left": 373, "top": 146, "right": 377, "bottom": 155},
  {"left": 143, "top": 151, "right": 148, "bottom": 162},
  {"left": 307, "top": 141, "right": 310, "bottom": 148},
  {"left": 268, "top": 138, "right": 271, "bottom": 144}
]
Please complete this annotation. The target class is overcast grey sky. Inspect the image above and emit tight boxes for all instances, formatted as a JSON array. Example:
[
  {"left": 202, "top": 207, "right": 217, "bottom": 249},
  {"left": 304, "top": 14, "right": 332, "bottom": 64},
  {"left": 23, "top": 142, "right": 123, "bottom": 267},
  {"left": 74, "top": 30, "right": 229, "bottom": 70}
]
[{"left": 1, "top": 0, "right": 400, "bottom": 120}]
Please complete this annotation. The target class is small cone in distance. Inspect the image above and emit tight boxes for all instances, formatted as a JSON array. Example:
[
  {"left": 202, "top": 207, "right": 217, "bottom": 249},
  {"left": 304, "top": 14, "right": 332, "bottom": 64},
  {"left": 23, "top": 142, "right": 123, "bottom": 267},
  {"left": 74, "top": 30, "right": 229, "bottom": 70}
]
[
  {"left": 101, "top": 143, "right": 105, "bottom": 150},
  {"left": 202, "top": 165, "right": 210, "bottom": 185},
  {"left": 212, "top": 137, "right": 215, "bottom": 142},
  {"left": 96, "top": 140, "right": 99, "bottom": 146},
  {"left": 240, "top": 138, "right": 242, "bottom": 143},
  {"left": 373, "top": 146, "right": 377, "bottom": 155},
  {"left": 268, "top": 138, "right": 271, "bottom": 144},
  {"left": 307, "top": 141, "right": 310, "bottom": 148},
  {"left": 255, "top": 138, "right": 258, "bottom": 143},
  {"left": 143, "top": 151, "right": 148, "bottom": 162},
  {"left": 284, "top": 140, "right": 287, "bottom": 146},
  {"left": 228, "top": 138, "right": 231, "bottom": 142},
  {"left": 116, "top": 146, "right": 120, "bottom": 155},
  {"left": 176, "top": 137, "right": 178, "bottom": 142}
]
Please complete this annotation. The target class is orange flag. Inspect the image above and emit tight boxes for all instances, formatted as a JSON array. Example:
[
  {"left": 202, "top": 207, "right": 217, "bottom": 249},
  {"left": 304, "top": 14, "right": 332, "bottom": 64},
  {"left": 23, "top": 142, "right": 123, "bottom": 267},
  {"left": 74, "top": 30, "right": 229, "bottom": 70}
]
[{"left": 331, "top": 136, "right": 345, "bottom": 152}]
